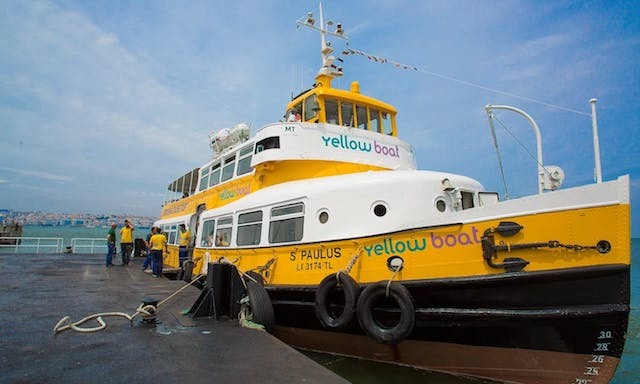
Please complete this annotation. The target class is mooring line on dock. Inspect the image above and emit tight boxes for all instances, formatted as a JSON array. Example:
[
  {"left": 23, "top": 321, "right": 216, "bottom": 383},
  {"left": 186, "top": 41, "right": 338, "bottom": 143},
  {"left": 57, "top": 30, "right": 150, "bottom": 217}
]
[{"left": 53, "top": 274, "right": 204, "bottom": 335}]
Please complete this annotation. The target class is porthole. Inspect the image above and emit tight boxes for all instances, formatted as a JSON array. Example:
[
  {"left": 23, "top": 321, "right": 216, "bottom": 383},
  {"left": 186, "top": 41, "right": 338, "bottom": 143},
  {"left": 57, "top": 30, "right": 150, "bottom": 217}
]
[
  {"left": 435, "top": 199, "right": 447, "bottom": 212},
  {"left": 373, "top": 204, "right": 387, "bottom": 217},
  {"left": 318, "top": 211, "right": 329, "bottom": 224}
]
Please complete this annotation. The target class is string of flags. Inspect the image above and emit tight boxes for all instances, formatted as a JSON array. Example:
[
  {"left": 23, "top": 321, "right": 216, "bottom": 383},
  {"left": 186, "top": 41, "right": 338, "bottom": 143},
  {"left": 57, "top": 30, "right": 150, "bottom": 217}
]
[{"left": 341, "top": 48, "right": 418, "bottom": 71}]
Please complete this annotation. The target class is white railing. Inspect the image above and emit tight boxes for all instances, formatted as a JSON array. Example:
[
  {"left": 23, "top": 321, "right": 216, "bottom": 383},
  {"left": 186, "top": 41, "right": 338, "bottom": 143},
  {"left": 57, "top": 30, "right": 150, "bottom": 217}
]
[
  {"left": 70, "top": 238, "right": 107, "bottom": 254},
  {"left": 0, "top": 237, "right": 64, "bottom": 253}
]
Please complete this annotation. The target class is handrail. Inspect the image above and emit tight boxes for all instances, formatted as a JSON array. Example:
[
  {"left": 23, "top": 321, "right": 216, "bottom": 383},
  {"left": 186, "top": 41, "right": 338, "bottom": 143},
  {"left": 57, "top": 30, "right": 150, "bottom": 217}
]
[
  {"left": 70, "top": 238, "right": 107, "bottom": 254},
  {"left": 0, "top": 237, "right": 63, "bottom": 253}
]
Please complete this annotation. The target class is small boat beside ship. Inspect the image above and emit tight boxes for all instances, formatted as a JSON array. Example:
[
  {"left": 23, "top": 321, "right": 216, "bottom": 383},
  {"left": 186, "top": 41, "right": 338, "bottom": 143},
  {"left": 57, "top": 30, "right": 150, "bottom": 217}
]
[{"left": 154, "top": 6, "right": 631, "bottom": 384}]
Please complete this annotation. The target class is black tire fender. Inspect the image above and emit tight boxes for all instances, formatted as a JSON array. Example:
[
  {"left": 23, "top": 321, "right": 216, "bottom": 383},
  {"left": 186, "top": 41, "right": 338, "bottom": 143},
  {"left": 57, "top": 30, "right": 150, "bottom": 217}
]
[
  {"left": 244, "top": 270, "right": 264, "bottom": 285},
  {"left": 246, "top": 280, "right": 275, "bottom": 333},
  {"left": 356, "top": 281, "right": 415, "bottom": 344},
  {"left": 315, "top": 273, "right": 360, "bottom": 329}
]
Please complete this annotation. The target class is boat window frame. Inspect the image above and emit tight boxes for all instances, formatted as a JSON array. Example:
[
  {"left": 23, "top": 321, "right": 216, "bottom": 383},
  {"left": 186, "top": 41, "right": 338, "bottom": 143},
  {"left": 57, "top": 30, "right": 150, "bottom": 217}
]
[
  {"left": 214, "top": 216, "right": 233, "bottom": 247},
  {"left": 236, "top": 144, "right": 254, "bottom": 176},
  {"left": 221, "top": 153, "right": 236, "bottom": 183},
  {"left": 255, "top": 136, "right": 280, "bottom": 154},
  {"left": 200, "top": 219, "right": 216, "bottom": 248},
  {"left": 268, "top": 202, "right": 305, "bottom": 244},
  {"left": 236, "top": 210, "right": 263, "bottom": 246},
  {"left": 355, "top": 104, "right": 368, "bottom": 130},
  {"left": 199, "top": 165, "right": 210, "bottom": 192},
  {"left": 340, "top": 100, "right": 354, "bottom": 127},
  {"left": 324, "top": 98, "right": 339, "bottom": 124},
  {"left": 304, "top": 94, "right": 319, "bottom": 122},
  {"left": 208, "top": 162, "right": 221, "bottom": 188},
  {"left": 381, "top": 111, "right": 393, "bottom": 135}
]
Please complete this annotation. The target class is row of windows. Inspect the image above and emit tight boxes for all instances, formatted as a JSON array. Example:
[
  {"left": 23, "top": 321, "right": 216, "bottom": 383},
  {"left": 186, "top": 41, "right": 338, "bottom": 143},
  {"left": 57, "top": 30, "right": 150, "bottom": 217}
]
[
  {"left": 324, "top": 98, "right": 393, "bottom": 134},
  {"left": 287, "top": 95, "right": 393, "bottom": 135},
  {"left": 199, "top": 144, "right": 254, "bottom": 192},
  {"left": 199, "top": 202, "right": 305, "bottom": 248}
]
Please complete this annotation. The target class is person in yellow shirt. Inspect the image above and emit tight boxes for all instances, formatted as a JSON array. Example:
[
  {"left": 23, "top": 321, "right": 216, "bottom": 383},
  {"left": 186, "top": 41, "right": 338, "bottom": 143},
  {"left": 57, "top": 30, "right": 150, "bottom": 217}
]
[
  {"left": 149, "top": 227, "right": 168, "bottom": 278},
  {"left": 119, "top": 219, "right": 134, "bottom": 266},
  {"left": 178, "top": 224, "right": 191, "bottom": 267}
]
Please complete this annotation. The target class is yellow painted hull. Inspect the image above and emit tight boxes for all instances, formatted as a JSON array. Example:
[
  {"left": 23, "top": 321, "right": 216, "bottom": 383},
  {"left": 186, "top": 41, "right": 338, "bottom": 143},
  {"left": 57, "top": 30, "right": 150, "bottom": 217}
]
[{"left": 177, "top": 203, "right": 629, "bottom": 285}]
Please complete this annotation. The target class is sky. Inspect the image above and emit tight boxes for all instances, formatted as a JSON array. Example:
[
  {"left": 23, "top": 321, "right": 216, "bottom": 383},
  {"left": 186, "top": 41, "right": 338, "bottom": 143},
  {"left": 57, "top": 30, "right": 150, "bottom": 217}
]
[{"left": 0, "top": 0, "right": 638, "bottom": 235}]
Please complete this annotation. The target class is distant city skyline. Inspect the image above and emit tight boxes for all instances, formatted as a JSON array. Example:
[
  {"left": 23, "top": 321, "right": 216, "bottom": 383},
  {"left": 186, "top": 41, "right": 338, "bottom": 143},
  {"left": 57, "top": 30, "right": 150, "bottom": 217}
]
[{"left": 0, "top": 209, "right": 157, "bottom": 227}]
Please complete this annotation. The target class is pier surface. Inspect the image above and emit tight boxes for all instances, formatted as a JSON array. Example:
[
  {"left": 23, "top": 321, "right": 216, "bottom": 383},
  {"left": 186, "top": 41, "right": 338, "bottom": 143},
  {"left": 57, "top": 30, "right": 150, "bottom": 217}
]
[{"left": 0, "top": 253, "right": 348, "bottom": 384}]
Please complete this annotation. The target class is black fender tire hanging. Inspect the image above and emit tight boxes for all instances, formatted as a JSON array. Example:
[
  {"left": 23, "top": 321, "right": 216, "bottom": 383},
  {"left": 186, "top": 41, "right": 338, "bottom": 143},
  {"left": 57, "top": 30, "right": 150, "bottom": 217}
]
[
  {"left": 356, "top": 281, "right": 415, "bottom": 344},
  {"left": 246, "top": 280, "right": 275, "bottom": 333},
  {"left": 244, "top": 270, "right": 264, "bottom": 285},
  {"left": 314, "top": 273, "right": 360, "bottom": 329}
]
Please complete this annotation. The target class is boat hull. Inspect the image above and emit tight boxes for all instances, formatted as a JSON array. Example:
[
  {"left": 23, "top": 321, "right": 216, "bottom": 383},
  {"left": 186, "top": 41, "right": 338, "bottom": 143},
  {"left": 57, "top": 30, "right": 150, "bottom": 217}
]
[{"left": 268, "top": 264, "right": 629, "bottom": 384}]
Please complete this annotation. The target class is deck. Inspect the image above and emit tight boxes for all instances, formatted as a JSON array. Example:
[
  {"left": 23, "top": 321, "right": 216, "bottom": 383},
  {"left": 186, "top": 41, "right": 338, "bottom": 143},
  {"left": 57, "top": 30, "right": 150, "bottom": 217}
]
[{"left": 0, "top": 252, "right": 348, "bottom": 384}]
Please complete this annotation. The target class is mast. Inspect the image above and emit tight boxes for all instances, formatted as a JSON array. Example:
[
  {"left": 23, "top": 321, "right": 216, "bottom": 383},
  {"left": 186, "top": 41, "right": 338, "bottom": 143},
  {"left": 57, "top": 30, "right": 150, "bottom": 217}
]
[{"left": 297, "top": 3, "right": 347, "bottom": 87}]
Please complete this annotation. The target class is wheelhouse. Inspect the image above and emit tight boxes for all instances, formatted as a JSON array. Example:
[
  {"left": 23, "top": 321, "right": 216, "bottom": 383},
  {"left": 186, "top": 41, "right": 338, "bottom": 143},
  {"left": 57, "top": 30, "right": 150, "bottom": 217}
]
[{"left": 286, "top": 78, "right": 398, "bottom": 136}]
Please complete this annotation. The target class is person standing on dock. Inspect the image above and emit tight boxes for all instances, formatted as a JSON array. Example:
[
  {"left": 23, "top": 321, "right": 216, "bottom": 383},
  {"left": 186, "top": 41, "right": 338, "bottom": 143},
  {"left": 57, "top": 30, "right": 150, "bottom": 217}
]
[
  {"left": 105, "top": 223, "right": 117, "bottom": 267},
  {"left": 149, "top": 227, "right": 167, "bottom": 278},
  {"left": 119, "top": 219, "right": 134, "bottom": 266},
  {"left": 141, "top": 226, "right": 155, "bottom": 273},
  {"left": 178, "top": 224, "right": 191, "bottom": 267}
]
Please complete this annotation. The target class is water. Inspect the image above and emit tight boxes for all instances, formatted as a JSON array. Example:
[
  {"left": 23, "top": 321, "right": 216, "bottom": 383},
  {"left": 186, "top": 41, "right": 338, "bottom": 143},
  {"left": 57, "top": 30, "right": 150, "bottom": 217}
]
[{"left": 16, "top": 226, "right": 640, "bottom": 382}]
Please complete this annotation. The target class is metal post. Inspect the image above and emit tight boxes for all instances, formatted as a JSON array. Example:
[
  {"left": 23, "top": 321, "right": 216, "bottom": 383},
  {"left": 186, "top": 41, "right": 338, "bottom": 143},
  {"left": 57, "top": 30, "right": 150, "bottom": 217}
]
[
  {"left": 590, "top": 98, "right": 603, "bottom": 183},
  {"left": 485, "top": 105, "right": 545, "bottom": 194}
]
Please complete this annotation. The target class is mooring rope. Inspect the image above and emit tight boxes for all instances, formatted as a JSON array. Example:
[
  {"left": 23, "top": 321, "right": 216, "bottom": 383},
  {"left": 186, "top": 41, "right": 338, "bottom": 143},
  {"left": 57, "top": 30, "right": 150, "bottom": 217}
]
[{"left": 53, "top": 274, "right": 204, "bottom": 334}]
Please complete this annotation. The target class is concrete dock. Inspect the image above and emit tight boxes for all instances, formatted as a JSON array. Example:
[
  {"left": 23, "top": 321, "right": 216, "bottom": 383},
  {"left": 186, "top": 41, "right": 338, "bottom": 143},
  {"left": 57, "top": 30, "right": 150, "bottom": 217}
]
[{"left": 0, "top": 253, "right": 349, "bottom": 384}]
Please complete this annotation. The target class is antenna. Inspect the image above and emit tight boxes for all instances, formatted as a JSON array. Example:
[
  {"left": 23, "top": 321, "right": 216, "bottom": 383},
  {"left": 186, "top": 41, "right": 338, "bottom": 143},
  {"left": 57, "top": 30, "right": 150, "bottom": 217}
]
[{"left": 297, "top": 3, "right": 348, "bottom": 80}]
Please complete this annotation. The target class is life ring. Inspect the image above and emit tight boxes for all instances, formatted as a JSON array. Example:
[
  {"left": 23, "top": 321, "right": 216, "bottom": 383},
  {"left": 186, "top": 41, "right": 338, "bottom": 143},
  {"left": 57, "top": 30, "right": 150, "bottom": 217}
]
[
  {"left": 356, "top": 281, "right": 415, "bottom": 344},
  {"left": 246, "top": 280, "right": 275, "bottom": 333},
  {"left": 314, "top": 273, "right": 360, "bottom": 329}
]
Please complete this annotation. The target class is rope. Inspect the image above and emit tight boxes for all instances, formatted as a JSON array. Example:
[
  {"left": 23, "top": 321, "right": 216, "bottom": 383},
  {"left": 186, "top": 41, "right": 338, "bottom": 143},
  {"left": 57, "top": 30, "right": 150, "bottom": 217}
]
[
  {"left": 385, "top": 269, "right": 401, "bottom": 298},
  {"left": 238, "top": 296, "right": 265, "bottom": 331},
  {"left": 53, "top": 274, "right": 204, "bottom": 334},
  {"left": 336, "top": 247, "right": 362, "bottom": 283}
]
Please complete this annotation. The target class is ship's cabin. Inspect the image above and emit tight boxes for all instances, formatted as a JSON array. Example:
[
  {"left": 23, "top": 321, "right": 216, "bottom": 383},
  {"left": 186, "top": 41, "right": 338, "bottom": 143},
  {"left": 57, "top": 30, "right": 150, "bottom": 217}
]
[{"left": 285, "top": 76, "right": 398, "bottom": 137}]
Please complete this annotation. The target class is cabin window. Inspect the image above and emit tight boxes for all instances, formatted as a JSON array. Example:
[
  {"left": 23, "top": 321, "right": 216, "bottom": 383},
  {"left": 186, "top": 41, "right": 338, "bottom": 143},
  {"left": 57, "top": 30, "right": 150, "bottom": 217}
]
[
  {"left": 304, "top": 95, "right": 319, "bottom": 121},
  {"left": 221, "top": 154, "right": 236, "bottom": 182},
  {"left": 215, "top": 216, "right": 232, "bottom": 247},
  {"left": 209, "top": 163, "right": 221, "bottom": 188},
  {"left": 288, "top": 102, "right": 302, "bottom": 121},
  {"left": 461, "top": 191, "right": 475, "bottom": 209},
  {"left": 341, "top": 102, "right": 354, "bottom": 127},
  {"left": 167, "top": 223, "right": 178, "bottom": 245},
  {"left": 269, "top": 202, "right": 304, "bottom": 243},
  {"left": 255, "top": 137, "right": 280, "bottom": 153},
  {"left": 325, "top": 99, "right": 339, "bottom": 124},
  {"left": 237, "top": 210, "right": 263, "bottom": 246},
  {"left": 370, "top": 109, "right": 381, "bottom": 133},
  {"left": 200, "top": 219, "right": 216, "bottom": 247},
  {"left": 199, "top": 166, "right": 210, "bottom": 191},
  {"left": 356, "top": 105, "right": 368, "bottom": 130},
  {"left": 236, "top": 145, "right": 254, "bottom": 176},
  {"left": 381, "top": 112, "right": 393, "bottom": 135}
]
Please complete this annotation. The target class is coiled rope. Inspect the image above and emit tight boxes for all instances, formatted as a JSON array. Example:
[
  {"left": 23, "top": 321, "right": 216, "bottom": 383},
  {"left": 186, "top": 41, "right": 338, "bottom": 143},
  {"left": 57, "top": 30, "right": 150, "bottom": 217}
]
[{"left": 53, "top": 274, "right": 204, "bottom": 334}]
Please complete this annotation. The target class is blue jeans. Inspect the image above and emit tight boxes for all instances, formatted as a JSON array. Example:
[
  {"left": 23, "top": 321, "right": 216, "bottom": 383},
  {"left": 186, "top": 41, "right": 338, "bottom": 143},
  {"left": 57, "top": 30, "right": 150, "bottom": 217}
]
[
  {"left": 179, "top": 246, "right": 188, "bottom": 267},
  {"left": 151, "top": 250, "right": 163, "bottom": 277},
  {"left": 142, "top": 250, "right": 153, "bottom": 269},
  {"left": 106, "top": 242, "right": 116, "bottom": 266}
]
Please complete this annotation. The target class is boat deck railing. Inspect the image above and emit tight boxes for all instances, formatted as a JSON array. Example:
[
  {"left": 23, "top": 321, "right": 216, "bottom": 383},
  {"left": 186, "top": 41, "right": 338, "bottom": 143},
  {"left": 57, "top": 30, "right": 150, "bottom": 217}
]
[
  {"left": 0, "top": 237, "right": 106, "bottom": 254},
  {"left": 70, "top": 238, "right": 107, "bottom": 254}
]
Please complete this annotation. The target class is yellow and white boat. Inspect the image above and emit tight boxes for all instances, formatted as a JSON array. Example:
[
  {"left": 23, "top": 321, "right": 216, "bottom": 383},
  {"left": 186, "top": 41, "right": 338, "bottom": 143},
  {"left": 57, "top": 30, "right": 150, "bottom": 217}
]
[{"left": 154, "top": 6, "right": 631, "bottom": 384}]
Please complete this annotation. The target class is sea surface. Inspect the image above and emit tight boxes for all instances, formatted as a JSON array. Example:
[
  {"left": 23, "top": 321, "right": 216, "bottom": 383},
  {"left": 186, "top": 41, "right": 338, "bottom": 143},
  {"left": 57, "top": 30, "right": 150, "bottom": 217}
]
[{"left": 18, "top": 226, "right": 640, "bottom": 382}]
